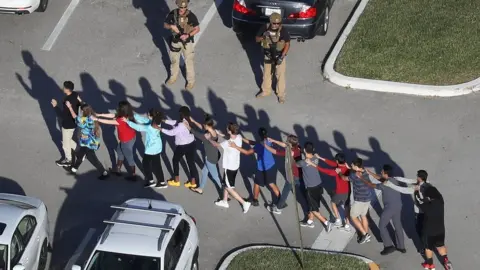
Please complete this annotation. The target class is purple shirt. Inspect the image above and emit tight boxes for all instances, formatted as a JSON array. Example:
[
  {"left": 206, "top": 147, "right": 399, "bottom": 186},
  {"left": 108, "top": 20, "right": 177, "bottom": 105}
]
[{"left": 161, "top": 119, "right": 195, "bottom": 146}]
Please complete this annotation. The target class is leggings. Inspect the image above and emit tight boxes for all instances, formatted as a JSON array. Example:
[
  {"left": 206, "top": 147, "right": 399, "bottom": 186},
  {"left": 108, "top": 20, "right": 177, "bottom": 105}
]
[
  {"left": 172, "top": 141, "right": 198, "bottom": 180},
  {"left": 143, "top": 153, "right": 165, "bottom": 184},
  {"left": 73, "top": 146, "right": 106, "bottom": 173}
]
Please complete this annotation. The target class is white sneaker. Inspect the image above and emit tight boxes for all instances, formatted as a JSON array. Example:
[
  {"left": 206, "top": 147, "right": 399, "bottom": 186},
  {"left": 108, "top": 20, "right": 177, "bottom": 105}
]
[
  {"left": 334, "top": 219, "right": 342, "bottom": 227},
  {"left": 342, "top": 224, "right": 352, "bottom": 232},
  {"left": 325, "top": 222, "right": 332, "bottom": 233},
  {"left": 215, "top": 200, "right": 229, "bottom": 208},
  {"left": 243, "top": 202, "right": 251, "bottom": 213}
]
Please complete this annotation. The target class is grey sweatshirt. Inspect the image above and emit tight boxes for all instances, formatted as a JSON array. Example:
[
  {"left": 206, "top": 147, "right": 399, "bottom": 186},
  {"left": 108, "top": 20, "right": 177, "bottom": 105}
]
[{"left": 297, "top": 157, "right": 322, "bottom": 188}]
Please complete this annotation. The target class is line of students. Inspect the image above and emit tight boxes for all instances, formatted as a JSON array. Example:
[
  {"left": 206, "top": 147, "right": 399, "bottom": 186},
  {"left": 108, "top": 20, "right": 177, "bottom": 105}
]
[{"left": 52, "top": 86, "right": 452, "bottom": 270}]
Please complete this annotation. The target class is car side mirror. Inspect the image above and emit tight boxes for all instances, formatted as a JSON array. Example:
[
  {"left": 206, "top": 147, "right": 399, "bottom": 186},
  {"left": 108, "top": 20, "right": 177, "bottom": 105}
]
[
  {"left": 13, "top": 265, "right": 26, "bottom": 270},
  {"left": 72, "top": 265, "right": 82, "bottom": 270}
]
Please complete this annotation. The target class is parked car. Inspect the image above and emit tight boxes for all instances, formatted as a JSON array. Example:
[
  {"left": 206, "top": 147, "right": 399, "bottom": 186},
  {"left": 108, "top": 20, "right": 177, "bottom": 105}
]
[
  {"left": 0, "top": 193, "right": 50, "bottom": 270},
  {"left": 232, "top": 0, "right": 332, "bottom": 40},
  {"left": 0, "top": 0, "right": 48, "bottom": 15},
  {"left": 73, "top": 198, "right": 199, "bottom": 270}
]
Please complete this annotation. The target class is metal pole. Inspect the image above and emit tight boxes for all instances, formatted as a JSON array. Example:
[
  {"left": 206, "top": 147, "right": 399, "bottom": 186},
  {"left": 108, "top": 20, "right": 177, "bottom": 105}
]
[{"left": 285, "top": 142, "right": 304, "bottom": 268}]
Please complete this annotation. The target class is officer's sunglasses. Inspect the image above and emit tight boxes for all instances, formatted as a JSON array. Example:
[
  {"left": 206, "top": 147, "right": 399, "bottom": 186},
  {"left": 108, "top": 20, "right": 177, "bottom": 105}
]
[{"left": 271, "top": 23, "right": 280, "bottom": 25}]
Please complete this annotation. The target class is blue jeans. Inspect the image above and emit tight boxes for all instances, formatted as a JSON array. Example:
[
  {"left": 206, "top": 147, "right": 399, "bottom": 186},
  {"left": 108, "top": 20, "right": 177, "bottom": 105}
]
[
  {"left": 199, "top": 160, "right": 221, "bottom": 190},
  {"left": 278, "top": 177, "right": 309, "bottom": 216}
]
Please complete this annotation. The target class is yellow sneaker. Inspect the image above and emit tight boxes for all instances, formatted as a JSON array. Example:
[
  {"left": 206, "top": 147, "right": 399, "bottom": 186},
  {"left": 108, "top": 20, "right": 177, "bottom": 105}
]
[
  {"left": 167, "top": 180, "right": 180, "bottom": 187},
  {"left": 184, "top": 182, "right": 197, "bottom": 188}
]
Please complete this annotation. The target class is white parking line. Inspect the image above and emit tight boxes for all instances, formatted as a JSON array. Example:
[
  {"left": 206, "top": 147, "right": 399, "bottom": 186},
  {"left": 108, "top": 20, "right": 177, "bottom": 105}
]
[
  {"left": 179, "top": 0, "right": 223, "bottom": 65},
  {"left": 42, "top": 0, "right": 81, "bottom": 51},
  {"left": 64, "top": 228, "right": 96, "bottom": 270}
]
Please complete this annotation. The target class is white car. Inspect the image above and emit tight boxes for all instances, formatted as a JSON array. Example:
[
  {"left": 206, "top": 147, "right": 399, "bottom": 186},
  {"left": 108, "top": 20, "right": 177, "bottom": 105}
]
[
  {"left": 0, "top": 193, "right": 50, "bottom": 270},
  {"left": 0, "top": 0, "right": 48, "bottom": 15},
  {"left": 73, "top": 198, "right": 199, "bottom": 270}
]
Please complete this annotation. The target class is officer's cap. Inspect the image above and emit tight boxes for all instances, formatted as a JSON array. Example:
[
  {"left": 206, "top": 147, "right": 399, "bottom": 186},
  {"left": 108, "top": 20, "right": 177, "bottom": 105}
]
[{"left": 176, "top": 0, "right": 188, "bottom": 8}]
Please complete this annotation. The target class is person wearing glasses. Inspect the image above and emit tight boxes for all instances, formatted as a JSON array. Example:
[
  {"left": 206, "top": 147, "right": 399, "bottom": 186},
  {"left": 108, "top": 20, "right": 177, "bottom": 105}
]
[
  {"left": 164, "top": 0, "right": 200, "bottom": 91},
  {"left": 255, "top": 12, "right": 291, "bottom": 104}
]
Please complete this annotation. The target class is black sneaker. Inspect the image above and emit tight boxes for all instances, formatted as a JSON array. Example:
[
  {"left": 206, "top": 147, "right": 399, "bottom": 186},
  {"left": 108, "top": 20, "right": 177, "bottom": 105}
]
[
  {"left": 252, "top": 199, "right": 259, "bottom": 207},
  {"left": 125, "top": 175, "right": 137, "bottom": 182},
  {"left": 144, "top": 180, "right": 156, "bottom": 187},
  {"left": 396, "top": 248, "right": 407, "bottom": 253},
  {"left": 98, "top": 173, "right": 109, "bottom": 180},
  {"left": 155, "top": 182, "right": 168, "bottom": 189},
  {"left": 299, "top": 220, "right": 314, "bottom": 228},
  {"left": 380, "top": 246, "right": 396, "bottom": 255},
  {"left": 359, "top": 233, "right": 371, "bottom": 244},
  {"left": 56, "top": 159, "right": 71, "bottom": 167}
]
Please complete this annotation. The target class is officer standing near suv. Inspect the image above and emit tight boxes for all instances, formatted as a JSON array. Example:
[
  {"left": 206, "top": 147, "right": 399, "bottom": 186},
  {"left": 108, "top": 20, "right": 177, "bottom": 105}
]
[
  {"left": 164, "top": 0, "right": 200, "bottom": 91},
  {"left": 255, "top": 12, "right": 291, "bottom": 104}
]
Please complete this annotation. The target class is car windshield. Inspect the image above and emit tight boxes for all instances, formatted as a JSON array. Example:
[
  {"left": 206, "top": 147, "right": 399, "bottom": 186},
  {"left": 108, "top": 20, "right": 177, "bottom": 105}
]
[
  {"left": 86, "top": 251, "right": 160, "bottom": 270},
  {"left": 0, "top": 244, "right": 7, "bottom": 270}
]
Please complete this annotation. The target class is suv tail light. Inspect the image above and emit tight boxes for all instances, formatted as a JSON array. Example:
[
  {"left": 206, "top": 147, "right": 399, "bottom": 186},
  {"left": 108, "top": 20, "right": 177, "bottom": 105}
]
[
  {"left": 233, "top": 0, "right": 256, "bottom": 15},
  {"left": 189, "top": 214, "right": 197, "bottom": 224},
  {"left": 288, "top": 6, "right": 316, "bottom": 19}
]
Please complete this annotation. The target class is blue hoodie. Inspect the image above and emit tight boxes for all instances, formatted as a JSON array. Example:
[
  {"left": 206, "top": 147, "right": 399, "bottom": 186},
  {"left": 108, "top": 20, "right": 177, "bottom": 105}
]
[{"left": 126, "top": 114, "right": 163, "bottom": 155}]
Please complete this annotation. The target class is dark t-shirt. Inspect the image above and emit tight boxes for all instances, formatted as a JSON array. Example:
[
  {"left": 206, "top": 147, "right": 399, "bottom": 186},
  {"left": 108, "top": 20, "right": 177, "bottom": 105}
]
[
  {"left": 62, "top": 91, "right": 81, "bottom": 129},
  {"left": 256, "top": 25, "right": 291, "bottom": 42},
  {"left": 164, "top": 9, "right": 199, "bottom": 42}
]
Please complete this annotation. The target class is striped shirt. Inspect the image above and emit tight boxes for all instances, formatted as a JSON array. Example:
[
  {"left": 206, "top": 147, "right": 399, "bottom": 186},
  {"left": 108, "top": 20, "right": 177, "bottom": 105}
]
[{"left": 349, "top": 171, "right": 372, "bottom": 202}]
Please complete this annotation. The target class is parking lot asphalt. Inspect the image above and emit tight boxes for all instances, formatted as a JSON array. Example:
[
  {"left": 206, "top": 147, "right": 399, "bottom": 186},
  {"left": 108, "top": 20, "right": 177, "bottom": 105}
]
[{"left": 0, "top": 0, "right": 479, "bottom": 269}]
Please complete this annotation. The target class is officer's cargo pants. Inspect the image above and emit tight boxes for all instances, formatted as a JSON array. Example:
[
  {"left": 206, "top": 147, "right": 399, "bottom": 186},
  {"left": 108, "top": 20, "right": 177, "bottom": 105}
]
[
  {"left": 169, "top": 41, "right": 195, "bottom": 84},
  {"left": 261, "top": 59, "right": 286, "bottom": 99}
]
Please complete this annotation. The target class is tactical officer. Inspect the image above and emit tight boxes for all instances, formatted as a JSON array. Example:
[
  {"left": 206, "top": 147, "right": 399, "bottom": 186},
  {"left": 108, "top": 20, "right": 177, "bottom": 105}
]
[
  {"left": 164, "top": 0, "right": 200, "bottom": 90},
  {"left": 255, "top": 12, "right": 291, "bottom": 104}
]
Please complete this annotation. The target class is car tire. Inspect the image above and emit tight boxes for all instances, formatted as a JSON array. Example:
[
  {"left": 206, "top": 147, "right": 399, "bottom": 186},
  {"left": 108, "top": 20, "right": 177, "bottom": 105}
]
[
  {"left": 36, "top": 0, "right": 48, "bottom": 12},
  {"left": 37, "top": 239, "right": 50, "bottom": 270},
  {"left": 317, "top": 5, "right": 330, "bottom": 36}
]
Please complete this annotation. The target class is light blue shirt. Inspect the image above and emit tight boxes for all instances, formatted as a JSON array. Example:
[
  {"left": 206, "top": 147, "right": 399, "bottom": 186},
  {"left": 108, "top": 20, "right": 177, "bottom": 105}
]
[{"left": 126, "top": 114, "right": 163, "bottom": 155}]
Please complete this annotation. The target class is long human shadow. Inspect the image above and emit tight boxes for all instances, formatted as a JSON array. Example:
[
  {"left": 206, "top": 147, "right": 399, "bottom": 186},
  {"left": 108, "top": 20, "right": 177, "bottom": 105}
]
[
  {"left": 79, "top": 73, "right": 118, "bottom": 168},
  {"left": 0, "top": 176, "right": 26, "bottom": 196},
  {"left": 15, "top": 50, "right": 63, "bottom": 156},
  {"left": 214, "top": 0, "right": 233, "bottom": 28},
  {"left": 132, "top": 0, "right": 171, "bottom": 77},
  {"left": 292, "top": 124, "right": 335, "bottom": 221},
  {"left": 127, "top": 77, "right": 174, "bottom": 177},
  {"left": 50, "top": 170, "right": 167, "bottom": 270},
  {"left": 236, "top": 32, "right": 264, "bottom": 90}
]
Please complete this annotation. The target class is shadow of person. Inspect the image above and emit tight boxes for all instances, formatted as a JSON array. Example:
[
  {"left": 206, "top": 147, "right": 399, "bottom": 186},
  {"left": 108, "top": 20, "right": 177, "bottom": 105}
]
[
  {"left": 16, "top": 50, "right": 62, "bottom": 155},
  {"left": 330, "top": 130, "right": 355, "bottom": 160},
  {"left": 79, "top": 73, "right": 118, "bottom": 168},
  {"left": 236, "top": 33, "right": 264, "bottom": 90},
  {"left": 207, "top": 88, "right": 246, "bottom": 128},
  {"left": 127, "top": 77, "right": 174, "bottom": 176},
  {"left": 214, "top": 0, "right": 233, "bottom": 28},
  {"left": 132, "top": 0, "right": 171, "bottom": 74},
  {"left": 0, "top": 177, "right": 26, "bottom": 196},
  {"left": 50, "top": 170, "right": 167, "bottom": 270}
]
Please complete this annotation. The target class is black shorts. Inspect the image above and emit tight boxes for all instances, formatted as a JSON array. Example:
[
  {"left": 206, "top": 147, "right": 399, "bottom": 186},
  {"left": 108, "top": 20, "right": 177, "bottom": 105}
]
[
  {"left": 306, "top": 185, "right": 324, "bottom": 212},
  {"left": 424, "top": 233, "right": 445, "bottom": 250},
  {"left": 254, "top": 167, "right": 277, "bottom": 187},
  {"left": 332, "top": 193, "right": 348, "bottom": 205},
  {"left": 222, "top": 169, "right": 238, "bottom": 188}
]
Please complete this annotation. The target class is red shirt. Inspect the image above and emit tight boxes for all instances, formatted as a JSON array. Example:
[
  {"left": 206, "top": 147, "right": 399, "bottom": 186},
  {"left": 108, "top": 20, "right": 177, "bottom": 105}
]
[
  {"left": 276, "top": 147, "right": 301, "bottom": 178},
  {"left": 116, "top": 118, "right": 136, "bottom": 142},
  {"left": 316, "top": 159, "right": 350, "bottom": 194}
]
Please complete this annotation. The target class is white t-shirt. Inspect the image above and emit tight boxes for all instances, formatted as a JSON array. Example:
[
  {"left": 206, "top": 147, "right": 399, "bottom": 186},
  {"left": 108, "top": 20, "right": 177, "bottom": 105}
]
[{"left": 220, "top": 134, "right": 243, "bottom": 171}]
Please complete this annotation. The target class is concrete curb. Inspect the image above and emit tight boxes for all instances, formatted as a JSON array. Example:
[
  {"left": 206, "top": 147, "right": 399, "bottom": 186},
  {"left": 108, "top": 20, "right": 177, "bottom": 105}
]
[
  {"left": 323, "top": 0, "right": 480, "bottom": 97},
  {"left": 216, "top": 244, "right": 380, "bottom": 270}
]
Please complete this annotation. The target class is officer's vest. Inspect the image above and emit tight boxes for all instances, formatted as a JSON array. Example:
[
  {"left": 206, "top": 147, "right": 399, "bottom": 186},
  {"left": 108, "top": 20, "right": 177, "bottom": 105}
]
[
  {"left": 173, "top": 9, "right": 192, "bottom": 35},
  {"left": 262, "top": 24, "right": 285, "bottom": 52}
]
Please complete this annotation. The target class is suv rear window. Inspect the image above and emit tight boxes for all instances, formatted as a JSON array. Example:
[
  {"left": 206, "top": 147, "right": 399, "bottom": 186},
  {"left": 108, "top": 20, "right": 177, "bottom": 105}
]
[
  {"left": 86, "top": 251, "right": 160, "bottom": 270},
  {"left": 0, "top": 223, "right": 5, "bottom": 235}
]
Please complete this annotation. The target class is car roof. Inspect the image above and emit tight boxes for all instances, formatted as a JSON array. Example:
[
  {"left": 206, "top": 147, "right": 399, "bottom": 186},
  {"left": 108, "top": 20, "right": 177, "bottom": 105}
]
[
  {"left": 0, "top": 193, "right": 42, "bottom": 245},
  {"left": 96, "top": 198, "right": 186, "bottom": 258}
]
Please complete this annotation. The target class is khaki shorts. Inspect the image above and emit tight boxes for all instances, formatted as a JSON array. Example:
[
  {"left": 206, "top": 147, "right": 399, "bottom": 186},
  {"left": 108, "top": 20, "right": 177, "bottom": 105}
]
[{"left": 350, "top": 201, "right": 370, "bottom": 217}]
